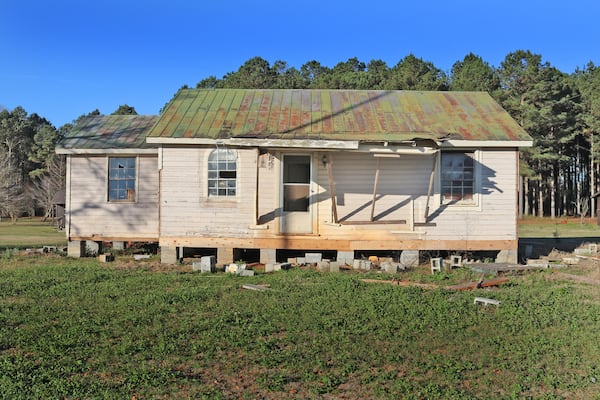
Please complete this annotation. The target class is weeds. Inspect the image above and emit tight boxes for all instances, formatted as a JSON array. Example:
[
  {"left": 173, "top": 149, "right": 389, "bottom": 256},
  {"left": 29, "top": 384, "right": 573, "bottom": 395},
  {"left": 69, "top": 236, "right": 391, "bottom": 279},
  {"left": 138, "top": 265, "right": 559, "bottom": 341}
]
[{"left": 0, "top": 256, "right": 599, "bottom": 399}]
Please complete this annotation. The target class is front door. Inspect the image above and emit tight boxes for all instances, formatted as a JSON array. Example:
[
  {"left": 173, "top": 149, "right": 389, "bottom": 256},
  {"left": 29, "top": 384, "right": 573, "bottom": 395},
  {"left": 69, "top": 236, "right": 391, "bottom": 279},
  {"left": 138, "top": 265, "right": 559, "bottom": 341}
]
[{"left": 281, "top": 155, "right": 312, "bottom": 234}]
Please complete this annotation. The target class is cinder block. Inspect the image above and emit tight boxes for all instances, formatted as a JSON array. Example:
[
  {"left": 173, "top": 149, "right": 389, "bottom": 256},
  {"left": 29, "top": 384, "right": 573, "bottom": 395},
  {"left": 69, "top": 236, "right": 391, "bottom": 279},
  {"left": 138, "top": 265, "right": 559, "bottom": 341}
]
[
  {"left": 238, "top": 269, "right": 255, "bottom": 277},
  {"left": 381, "top": 261, "right": 400, "bottom": 273},
  {"left": 193, "top": 255, "right": 216, "bottom": 272},
  {"left": 431, "top": 257, "right": 443, "bottom": 274},
  {"left": 450, "top": 255, "right": 462, "bottom": 268},
  {"left": 260, "top": 248, "right": 277, "bottom": 264},
  {"left": 160, "top": 246, "right": 178, "bottom": 264},
  {"left": 67, "top": 241, "right": 84, "bottom": 258},
  {"left": 226, "top": 263, "right": 246, "bottom": 274},
  {"left": 337, "top": 251, "right": 354, "bottom": 266},
  {"left": 85, "top": 241, "right": 100, "bottom": 256},
  {"left": 305, "top": 253, "right": 322, "bottom": 264},
  {"left": 97, "top": 253, "right": 114, "bottom": 262},
  {"left": 399, "top": 250, "right": 419, "bottom": 269},
  {"left": 329, "top": 261, "right": 340, "bottom": 273},
  {"left": 317, "top": 260, "right": 330, "bottom": 272}
]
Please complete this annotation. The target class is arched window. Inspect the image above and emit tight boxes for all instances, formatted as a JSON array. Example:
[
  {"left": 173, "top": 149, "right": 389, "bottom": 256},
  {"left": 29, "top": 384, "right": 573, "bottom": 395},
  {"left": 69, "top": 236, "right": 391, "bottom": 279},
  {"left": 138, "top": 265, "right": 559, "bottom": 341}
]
[{"left": 208, "top": 148, "right": 237, "bottom": 197}]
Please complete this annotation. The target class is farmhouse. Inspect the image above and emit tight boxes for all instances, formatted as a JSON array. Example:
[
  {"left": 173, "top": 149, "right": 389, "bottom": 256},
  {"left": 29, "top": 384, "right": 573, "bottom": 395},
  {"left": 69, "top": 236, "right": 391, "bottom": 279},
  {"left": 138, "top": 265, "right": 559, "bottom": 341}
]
[{"left": 57, "top": 89, "right": 532, "bottom": 264}]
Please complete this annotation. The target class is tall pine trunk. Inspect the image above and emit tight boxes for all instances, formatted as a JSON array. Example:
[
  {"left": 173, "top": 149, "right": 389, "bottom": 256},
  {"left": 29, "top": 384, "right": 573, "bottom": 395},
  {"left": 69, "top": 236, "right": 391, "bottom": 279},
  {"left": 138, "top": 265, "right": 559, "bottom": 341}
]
[
  {"left": 550, "top": 167, "right": 556, "bottom": 219},
  {"left": 538, "top": 176, "right": 544, "bottom": 217}
]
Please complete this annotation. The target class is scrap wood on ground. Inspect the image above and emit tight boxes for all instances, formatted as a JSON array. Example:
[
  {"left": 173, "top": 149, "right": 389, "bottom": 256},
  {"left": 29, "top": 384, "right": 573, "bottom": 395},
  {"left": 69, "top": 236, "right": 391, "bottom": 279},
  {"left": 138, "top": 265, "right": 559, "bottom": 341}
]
[{"left": 360, "top": 276, "right": 510, "bottom": 291}]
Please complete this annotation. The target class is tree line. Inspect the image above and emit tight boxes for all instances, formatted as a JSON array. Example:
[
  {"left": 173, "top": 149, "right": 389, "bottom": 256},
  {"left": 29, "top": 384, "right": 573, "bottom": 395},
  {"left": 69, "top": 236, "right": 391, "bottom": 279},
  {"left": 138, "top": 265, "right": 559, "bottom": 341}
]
[
  {"left": 192, "top": 51, "right": 600, "bottom": 219},
  {"left": 2, "top": 50, "right": 599, "bottom": 222},
  {"left": 0, "top": 105, "right": 136, "bottom": 223}
]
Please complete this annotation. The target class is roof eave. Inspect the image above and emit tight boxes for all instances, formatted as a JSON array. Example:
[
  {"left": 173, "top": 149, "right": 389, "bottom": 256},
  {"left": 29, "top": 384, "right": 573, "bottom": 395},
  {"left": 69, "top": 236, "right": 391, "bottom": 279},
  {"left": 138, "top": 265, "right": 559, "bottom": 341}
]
[
  {"left": 56, "top": 148, "right": 158, "bottom": 155},
  {"left": 441, "top": 140, "right": 533, "bottom": 148}
]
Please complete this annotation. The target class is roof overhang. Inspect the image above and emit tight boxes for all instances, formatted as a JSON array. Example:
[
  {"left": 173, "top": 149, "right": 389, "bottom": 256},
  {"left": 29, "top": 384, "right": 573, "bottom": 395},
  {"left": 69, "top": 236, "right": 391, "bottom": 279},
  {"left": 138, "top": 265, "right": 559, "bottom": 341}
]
[
  {"left": 441, "top": 140, "right": 533, "bottom": 148},
  {"left": 56, "top": 148, "right": 158, "bottom": 155},
  {"left": 146, "top": 137, "right": 360, "bottom": 150}
]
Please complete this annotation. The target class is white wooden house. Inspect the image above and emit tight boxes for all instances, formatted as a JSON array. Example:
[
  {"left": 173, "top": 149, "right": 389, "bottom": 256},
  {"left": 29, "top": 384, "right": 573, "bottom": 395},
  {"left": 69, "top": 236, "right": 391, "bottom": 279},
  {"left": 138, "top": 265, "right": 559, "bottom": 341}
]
[
  {"left": 58, "top": 89, "right": 532, "bottom": 264},
  {"left": 56, "top": 115, "right": 160, "bottom": 255}
]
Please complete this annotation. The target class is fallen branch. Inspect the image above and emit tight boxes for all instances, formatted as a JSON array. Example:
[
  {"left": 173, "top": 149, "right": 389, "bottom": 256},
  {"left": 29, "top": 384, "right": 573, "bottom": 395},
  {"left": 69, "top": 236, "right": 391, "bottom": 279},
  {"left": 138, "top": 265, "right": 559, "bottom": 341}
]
[
  {"left": 360, "top": 278, "right": 438, "bottom": 290},
  {"left": 444, "top": 277, "right": 510, "bottom": 291}
]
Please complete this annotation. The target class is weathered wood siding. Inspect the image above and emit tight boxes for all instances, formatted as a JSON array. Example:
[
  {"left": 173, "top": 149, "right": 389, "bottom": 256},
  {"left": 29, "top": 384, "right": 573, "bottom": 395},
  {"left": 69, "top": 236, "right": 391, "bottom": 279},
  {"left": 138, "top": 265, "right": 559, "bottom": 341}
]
[
  {"left": 159, "top": 147, "right": 518, "bottom": 249},
  {"left": 425, "top": 149, "right": 517, "bottom": 241},
  {"left": 160, "top": 147, "right": 261, "bottom": 238},
  {"left": 67, "top": 155, "right": 159, "bottom": 239},
  {"left": 316, "top": 152, "right": 432, "bottom": 227}
]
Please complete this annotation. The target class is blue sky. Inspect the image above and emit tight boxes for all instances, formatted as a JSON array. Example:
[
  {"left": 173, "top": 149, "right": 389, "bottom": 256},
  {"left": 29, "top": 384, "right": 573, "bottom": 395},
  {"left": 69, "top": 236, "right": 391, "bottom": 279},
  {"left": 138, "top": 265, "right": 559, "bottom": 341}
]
[{"left": 1, "top": 0, "right": 599, "bottom": 128}]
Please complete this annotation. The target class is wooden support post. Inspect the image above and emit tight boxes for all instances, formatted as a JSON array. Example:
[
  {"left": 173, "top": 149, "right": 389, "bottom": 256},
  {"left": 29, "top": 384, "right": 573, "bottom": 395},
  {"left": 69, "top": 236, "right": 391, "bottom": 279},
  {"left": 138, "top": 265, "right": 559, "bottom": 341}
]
[
  {"left": 325, "top": 154, "right": 339, "bottom": 223},
  {"left": 424, "top": 151, "right": 438, "bottom": 221},
  {"left": 370, "top": 158, "right": 381, "bottom": 221},
  {"left": 255, "top": 149, "right": 260, "bottom": 225}
]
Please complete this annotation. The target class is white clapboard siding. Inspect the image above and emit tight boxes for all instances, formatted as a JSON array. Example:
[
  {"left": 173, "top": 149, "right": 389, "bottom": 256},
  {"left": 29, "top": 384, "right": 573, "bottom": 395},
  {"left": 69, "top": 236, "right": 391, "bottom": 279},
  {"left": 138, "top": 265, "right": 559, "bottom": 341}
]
[
  {"left": 425, "top": 150, "right": 517, "bottom": 241},
  {"left": 160, "top": 147, "right": 258, "bottom": 238},
  {"left": 68, "top": 155, "right": 159, "bottom": 238},
  {"left": 257, "top": 152, "right": 277, "bottom": 228},
  {"left": 316, "top": 152, "right": 434, "bottom": 233}
]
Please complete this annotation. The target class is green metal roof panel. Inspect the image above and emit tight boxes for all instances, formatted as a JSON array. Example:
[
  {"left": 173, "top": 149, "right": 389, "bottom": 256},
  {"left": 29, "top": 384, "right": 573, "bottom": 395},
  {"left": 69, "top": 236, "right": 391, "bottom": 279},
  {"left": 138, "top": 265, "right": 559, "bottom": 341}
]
[
  {"left": 147, "top": 89, "right": 532, "bottom": 142},
  {"left": 57, "top": 115, "right": 159, "bottom": 150}
]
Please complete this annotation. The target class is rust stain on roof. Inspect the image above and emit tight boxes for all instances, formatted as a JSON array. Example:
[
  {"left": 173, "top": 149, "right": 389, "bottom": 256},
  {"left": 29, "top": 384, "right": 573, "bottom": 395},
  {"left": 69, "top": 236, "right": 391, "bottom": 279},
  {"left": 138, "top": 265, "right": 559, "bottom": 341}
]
[
  {"left": 147, "top": 89, "right": 531, "bottom": 143},
  {"left": 57, "top": 115, "right": 159, "bottom": 150}
]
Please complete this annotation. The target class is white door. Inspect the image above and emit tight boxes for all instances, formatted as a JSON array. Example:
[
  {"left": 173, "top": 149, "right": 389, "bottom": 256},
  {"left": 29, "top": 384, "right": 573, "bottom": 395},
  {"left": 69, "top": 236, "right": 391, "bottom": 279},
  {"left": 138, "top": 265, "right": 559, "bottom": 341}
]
[{"left": 281, "top": 155, "right": 312, "bottom": 234}]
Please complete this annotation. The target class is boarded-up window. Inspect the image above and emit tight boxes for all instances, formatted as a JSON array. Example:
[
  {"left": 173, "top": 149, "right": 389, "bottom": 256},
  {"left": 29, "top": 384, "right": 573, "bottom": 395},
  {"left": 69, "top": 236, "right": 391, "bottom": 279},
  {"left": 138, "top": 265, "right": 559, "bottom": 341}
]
[
  {"left": 208, "top": 149, "right": 237, "bottom": 197},
  {"left": 108, "top": 157, "right": 136, "bottom": 202},
  {"left": 441, "top": 152, "right": 474, "bottom": 204}
]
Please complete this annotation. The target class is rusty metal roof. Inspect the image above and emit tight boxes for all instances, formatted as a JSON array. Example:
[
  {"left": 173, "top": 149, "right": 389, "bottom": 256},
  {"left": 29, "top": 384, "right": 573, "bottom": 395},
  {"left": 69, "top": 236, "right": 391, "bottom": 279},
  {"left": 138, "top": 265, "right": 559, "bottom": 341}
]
[
  {"left": 57, "top": 115, "right": 159, "bottom": 151},
  {"left": 147, "top": 89, "right": 531, "bottom": 142}
]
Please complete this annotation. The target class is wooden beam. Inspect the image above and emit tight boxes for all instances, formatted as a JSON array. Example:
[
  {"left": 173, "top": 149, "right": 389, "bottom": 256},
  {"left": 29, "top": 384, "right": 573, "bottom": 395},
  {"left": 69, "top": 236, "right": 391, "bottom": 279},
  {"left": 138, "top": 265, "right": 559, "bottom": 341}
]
[
  {"left": 424, "top": 152, "right": 438, "bottom": 221},
  {"left": 339, "top": 220, "right": 406, "bottom": 225},
  {"left": 325, "top": 154, "right": 339, "bottom": 223},
  {"left": 370, "top": 158, "right": 381, "bottom": 221}
]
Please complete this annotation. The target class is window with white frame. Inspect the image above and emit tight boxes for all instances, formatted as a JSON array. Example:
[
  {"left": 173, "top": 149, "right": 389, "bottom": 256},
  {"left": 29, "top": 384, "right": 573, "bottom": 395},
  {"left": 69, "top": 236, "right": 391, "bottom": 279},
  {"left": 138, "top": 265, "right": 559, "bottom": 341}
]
[
  {"left": 208, "top": 148, "right": 237, "bottom": 197},
  {"left": 441, "top": 152, "right": 475, "bottom": 204},
  {"left": 108, "top": 157, "right": 136, "bottom": 202}
]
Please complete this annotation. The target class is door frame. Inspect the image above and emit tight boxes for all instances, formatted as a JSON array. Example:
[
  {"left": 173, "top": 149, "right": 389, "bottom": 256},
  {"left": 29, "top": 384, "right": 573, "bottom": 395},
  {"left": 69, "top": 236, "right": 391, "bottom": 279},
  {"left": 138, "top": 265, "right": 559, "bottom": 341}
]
[{"left": 279, "top": 153, "right": 313, "bottom": 234}]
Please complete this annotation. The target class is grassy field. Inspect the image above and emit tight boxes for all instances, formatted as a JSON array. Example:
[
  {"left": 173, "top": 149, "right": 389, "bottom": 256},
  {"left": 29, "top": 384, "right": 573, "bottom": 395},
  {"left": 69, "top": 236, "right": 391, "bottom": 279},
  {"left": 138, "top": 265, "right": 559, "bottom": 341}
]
[
  {"left": 0, "top": 253, "right": 599, "bottom": 399},
  {"left": 0, "top": 217, "right": 66, "bottom": 250},
  {"left": 518, "top": 216, "right": 600, "bottom": 238}
]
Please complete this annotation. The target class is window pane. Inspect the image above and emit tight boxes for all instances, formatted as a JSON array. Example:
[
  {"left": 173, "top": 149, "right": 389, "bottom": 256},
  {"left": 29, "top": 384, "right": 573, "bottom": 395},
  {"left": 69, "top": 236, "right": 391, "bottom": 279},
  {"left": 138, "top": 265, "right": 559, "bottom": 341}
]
[
  {"left": 207, "top": 149, "right": 237, "bottom": 197},
  {"left": 108, "top": 157, "right": 136, "bottom": 202},
  {"left": 441, "top": 152, "right": 475, "bottom": 203}
]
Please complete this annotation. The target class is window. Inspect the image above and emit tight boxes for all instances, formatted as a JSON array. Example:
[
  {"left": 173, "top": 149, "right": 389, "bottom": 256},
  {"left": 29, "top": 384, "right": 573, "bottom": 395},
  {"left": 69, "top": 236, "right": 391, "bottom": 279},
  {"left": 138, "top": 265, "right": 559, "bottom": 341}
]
[
  {"left": 208, "top": 148, "right": 237, "bottom": 197},
  {"left": 108, "top": 157, "right": 136, "bottom": 201},
  {"left": 441, "top": 152, "right": 474, "bottom": 204}
]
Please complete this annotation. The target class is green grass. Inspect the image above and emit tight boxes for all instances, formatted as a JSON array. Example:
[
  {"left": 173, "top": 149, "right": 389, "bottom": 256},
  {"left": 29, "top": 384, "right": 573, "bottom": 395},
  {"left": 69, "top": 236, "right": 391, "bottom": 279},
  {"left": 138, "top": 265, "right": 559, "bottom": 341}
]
[
  {"left": 0, "top": 254, "right": 599, "bottom": 399},
  {"left": 518, "top": 216, "right": 600, "bottom": 238},
  {"left": 0, "top": 217, "right": 66, "bottom": 250}
]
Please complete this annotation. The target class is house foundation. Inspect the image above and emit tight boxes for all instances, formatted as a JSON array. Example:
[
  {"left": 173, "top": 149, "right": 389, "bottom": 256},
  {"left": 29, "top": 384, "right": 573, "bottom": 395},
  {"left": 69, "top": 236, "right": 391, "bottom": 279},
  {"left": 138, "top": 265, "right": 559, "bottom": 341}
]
[
  {"left": 336, "top": 251, "right": 354, "bottom": 266},
  {"left": 495, "top": 249, "right": 518, "bottom": 264},
  {"left": 67, "top": 240, "right": 85, "bottom": 258},
  {"left": 260, "top": 248, "right": 277, "bottom": 265},
  {"left": 161, "top": 246, "right": 178, "bottom": 264},
  {"left": 217, "top": 247, "right": 234, "bottom": 265}
]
